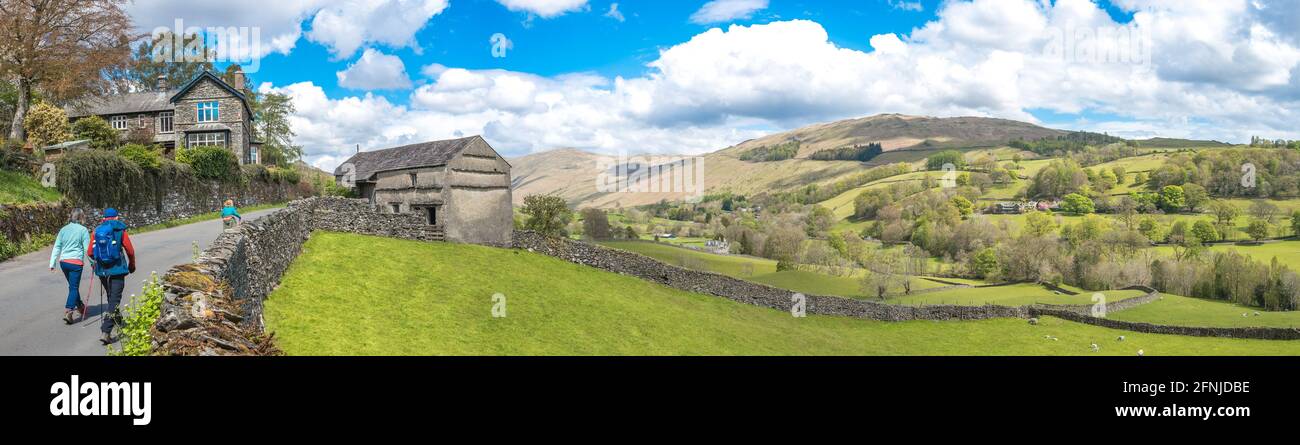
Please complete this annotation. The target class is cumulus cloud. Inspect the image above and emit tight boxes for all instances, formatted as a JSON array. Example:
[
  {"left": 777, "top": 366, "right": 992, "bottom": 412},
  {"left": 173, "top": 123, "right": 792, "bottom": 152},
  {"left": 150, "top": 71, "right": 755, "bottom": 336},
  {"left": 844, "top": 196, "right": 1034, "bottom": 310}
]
[
  {"left": 337, "top": 49, "right": 413, "bottom": 90},
  {"left": 689, "top": 0, "right": 769, "bottom": 25},
  {"left": 495, "top": 0, "right": 590, "bottom": 18},
  {"left": 274, "top": 0, "right": 1300, "bottom": 171},
  {"left": 125, "top": 0, "right": 321, "bottom": 59},
  {"left": 307, "top": 0, "right": 450, "bottom": 59}
]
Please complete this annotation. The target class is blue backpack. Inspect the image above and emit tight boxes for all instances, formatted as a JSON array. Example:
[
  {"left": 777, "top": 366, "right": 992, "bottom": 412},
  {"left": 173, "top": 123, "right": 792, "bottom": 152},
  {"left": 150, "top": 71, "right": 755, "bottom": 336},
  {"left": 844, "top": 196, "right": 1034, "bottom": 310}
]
[{"left": 92, "top": 223, "right": 123, "bottom": 266}]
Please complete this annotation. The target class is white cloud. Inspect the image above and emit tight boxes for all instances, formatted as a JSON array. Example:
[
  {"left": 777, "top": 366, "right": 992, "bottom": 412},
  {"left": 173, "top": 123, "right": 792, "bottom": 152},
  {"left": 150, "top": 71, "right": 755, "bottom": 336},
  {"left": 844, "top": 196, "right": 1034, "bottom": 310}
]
[
  {"left": 887, "top": 0, "right": 923, "bottom": 12},
  {"left": 337, "top": 49, "right": 413, "bottom": 90},
  {"left": 605, "top": 3, "right": 626, "bottom": 22},
  {"left": 276, "top": 0, "right": 1300, "bottom": 171},
  {"left": 125, "top": 0, "right": 321, "bottom": 59},
  {"left": 307, "top": 0, "right": 450, "bottom": 59},
  {"left": 495, "top": 0, "right": 590, "bottom": 18},
  {"left": 689, "top": 0, "right": 769, "bottom": 25}
]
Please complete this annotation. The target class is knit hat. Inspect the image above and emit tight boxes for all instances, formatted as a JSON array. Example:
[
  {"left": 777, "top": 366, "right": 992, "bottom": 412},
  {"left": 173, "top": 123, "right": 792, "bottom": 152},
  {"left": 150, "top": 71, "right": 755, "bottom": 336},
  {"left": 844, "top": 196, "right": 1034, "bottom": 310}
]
[{"left": 103, "top": 208, "right": 119, "bottom": 218}]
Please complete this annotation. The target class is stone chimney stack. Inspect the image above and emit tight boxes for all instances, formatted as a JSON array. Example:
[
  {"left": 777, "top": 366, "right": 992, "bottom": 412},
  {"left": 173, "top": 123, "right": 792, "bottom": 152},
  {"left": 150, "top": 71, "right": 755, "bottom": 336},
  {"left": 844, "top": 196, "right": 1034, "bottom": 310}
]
[
  {"left": 156, "top": 74, "right": 167, "bottom": 91},
  {"left": 232, "top": 68, "right": 246, "bottom": 93}
]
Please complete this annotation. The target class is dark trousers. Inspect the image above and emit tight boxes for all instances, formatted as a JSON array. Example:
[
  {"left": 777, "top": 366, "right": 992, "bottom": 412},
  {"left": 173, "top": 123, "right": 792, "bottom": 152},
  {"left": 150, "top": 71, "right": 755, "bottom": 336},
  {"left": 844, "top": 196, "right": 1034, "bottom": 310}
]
[
  {"left": 98, "top": 275, "right": 126, "bottom": 334},
  {"left": 59, "top": 262, "right": 84, "bottom": 310}
]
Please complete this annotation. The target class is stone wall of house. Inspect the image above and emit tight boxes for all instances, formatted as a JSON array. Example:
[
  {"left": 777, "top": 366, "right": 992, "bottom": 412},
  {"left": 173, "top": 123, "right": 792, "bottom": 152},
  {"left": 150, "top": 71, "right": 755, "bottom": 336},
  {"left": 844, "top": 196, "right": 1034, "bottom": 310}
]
[{"left": 172, "top": 76, "right": 250, "bottom": 163}]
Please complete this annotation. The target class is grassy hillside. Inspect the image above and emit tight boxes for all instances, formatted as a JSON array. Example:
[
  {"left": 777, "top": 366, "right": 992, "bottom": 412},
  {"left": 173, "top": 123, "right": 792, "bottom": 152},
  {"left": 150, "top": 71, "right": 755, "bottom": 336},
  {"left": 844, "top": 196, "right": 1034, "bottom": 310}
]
[
  {"left": 0, "top": 170, "right": 61, "bottom": 204},
  {"left": 1109, "top": 294, "right": 1300, "bottom": 328},
  {"left": 263, "top": 232, "right": 1300, "bottom": 355},
  {"left": 887, "top": 284, "right": 1148, "bottom": 307}
]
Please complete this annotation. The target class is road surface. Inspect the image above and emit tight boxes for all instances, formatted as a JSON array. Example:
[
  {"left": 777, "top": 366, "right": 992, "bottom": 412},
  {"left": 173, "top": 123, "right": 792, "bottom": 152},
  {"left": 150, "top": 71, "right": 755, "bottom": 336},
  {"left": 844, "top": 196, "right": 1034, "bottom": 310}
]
[{"left": 0, "top": 209, "right": 279, "bottom": 356}]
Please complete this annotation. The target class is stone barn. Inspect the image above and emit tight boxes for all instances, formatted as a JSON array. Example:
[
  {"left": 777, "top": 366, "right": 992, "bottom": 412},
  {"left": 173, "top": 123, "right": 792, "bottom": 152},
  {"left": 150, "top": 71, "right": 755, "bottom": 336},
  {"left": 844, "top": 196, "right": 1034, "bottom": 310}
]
[{"left": 334, "top": 136, "right": 513, "bottom": 246}]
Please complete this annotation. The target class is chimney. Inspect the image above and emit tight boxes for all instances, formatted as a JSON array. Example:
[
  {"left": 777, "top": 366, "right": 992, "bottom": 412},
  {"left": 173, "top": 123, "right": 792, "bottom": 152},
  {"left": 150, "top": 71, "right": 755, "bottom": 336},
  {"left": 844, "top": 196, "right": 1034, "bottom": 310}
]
[
  {"left": 156, "top": 74, "right": 167, "bottom": 91},
  {"left": 232, "top": 68, "right": 246, "bottom": 93}
]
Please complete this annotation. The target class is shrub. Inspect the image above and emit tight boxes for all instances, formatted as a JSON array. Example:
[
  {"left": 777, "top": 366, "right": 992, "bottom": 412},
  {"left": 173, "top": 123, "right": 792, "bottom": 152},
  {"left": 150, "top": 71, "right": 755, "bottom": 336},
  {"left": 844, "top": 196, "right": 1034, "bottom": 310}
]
[
  {"left": 71, "top": 116, "right": 120, "bottom": 150},
  {"left": 23, "top": 102, "right": 71, "bottom": 149},
  {"left": 119, "top": 144, "right": 162, "bottom": 171},
  {"left": 268, "top": 166, "right": 301, "bottom": 184},
  {"left": 182, "top": 146, "right": 240, "bottom": 181},
  {"left": 57, "top": 149, "right": 147, "bottom": 208},
  {"left": 109, "top": 272, "right": 163, "bottom": 356},
  {"left": 521, "top": 194, "right": 573, "bottom": 237}
]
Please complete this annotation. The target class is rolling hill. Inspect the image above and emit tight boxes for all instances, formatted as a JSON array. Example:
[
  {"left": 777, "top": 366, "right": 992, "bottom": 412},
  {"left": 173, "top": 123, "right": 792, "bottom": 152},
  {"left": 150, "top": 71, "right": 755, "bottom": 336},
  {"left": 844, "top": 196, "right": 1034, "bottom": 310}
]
[{"left": 511, "top": 114, "right": 1068, "bottom": 208}]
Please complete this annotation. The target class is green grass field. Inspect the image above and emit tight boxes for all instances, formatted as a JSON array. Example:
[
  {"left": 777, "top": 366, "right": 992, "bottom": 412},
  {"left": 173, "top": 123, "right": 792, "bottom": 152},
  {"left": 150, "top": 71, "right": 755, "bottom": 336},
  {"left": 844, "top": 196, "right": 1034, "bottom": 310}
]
[
  {"left": 264, "top": 232, "right": 1300, "bottom": 355},
  {"left": 0, "top": 170, "right": 62, "bottom": 204},
  {"left": 1109, "top": 294, "right": 1300, "bottom": 328},
  {"left": 886, "top": 283, "right": 1148, "bottom": 306},
  {"left": 1152, "top": 240, "right": 1300, "bottom": 270}
]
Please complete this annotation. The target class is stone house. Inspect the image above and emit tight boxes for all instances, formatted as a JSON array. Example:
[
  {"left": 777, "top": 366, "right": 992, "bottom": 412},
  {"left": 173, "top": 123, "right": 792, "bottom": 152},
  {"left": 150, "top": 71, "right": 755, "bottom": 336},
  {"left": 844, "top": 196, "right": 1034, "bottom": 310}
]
[
  {"left": 334, "top": 136, "right": 513, "bottom": 246},
  {"left": 65, "top": 70, "right": 262, "bottom": 164}
]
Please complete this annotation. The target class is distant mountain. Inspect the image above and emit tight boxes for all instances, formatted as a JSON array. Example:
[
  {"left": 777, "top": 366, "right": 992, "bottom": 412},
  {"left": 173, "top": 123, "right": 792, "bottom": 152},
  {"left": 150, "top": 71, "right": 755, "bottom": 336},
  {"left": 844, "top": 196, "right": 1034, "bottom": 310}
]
[{"left": 511, "top": 114, "right": 1071, "bottom": 209}]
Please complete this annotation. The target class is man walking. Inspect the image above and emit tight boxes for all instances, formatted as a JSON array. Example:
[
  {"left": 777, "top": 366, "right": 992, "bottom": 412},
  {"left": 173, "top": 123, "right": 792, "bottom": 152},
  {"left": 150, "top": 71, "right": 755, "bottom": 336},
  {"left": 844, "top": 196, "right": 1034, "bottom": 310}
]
[{"left": 88, "top": 208, "right": 136, "bottom": 345}]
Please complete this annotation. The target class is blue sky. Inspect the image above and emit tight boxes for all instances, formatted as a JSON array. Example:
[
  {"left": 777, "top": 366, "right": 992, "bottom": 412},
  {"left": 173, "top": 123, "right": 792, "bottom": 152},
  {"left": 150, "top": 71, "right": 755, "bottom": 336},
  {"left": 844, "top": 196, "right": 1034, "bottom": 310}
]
[{"left": 125, "top": 0, "right": 1300, "bottom": 169}]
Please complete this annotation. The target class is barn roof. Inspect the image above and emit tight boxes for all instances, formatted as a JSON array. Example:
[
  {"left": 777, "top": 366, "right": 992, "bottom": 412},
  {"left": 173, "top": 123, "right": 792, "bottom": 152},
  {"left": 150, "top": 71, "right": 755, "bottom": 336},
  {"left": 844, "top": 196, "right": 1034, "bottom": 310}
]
[{"left": 335, "top": 135, "right": 489, "bottom": 181}]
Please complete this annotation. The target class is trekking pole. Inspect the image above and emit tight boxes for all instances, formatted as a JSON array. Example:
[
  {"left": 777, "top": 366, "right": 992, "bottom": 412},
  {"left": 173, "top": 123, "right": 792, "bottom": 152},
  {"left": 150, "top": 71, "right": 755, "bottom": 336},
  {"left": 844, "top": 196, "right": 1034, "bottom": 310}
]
[{"left": 81, "top": 272, "right": 91, "bottom": 322}]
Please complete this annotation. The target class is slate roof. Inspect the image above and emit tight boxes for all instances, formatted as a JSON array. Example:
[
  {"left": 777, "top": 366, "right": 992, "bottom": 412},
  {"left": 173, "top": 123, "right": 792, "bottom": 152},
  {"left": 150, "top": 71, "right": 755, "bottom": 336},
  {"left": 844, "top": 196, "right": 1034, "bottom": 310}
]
[
  {"left": 66, "top": 91, "right": 176, "bottom": 118},
  {"left": 335, "top": 136, "right": 485, "bottom": 181}
]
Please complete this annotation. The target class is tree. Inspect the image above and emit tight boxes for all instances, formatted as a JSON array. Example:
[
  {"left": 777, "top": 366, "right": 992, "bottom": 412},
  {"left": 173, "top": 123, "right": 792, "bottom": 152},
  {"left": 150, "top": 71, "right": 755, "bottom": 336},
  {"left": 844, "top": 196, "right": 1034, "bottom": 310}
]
[
  {"left": 521, "top": 195, "right": 573, "bottom": 237},
  {"left": 1248, "top": 200, "right": 1280, "bottom": 224},
  {"left": 804, "top": 205, "right": 834, "bottom": 236},
  {"left": 972, "top": 247, "right": 999, "bottom": 279},
  {"left": 1291, "top": 210, "right": 1300, "bottom": 237},
  {"left": 926, "top": 150, "right": 965, "bottom": 171},
  {"left": 1028, "top": 159, "right": 1088, "bottom": 199},
  {"left": 115, "top": 31, "right": 213, "bottom": 92},
  {"left": 762, "top": 225, "right": 806, "bottom": 271},
  {"left": 1191, "top": 220, "right": 1220, "bottom": 243},
  {"left": 1060, "top": 193, "right": 1095, "bottom": 215},
  {"left": 21, "top": 102, "right": 68, "bottom": 149},
  {"left": 1209, "top": 200, "right": 1241, "bottom": 226},
  {"left": 0, "top": 0, "right": 135, "bottom": 141},
  {"left": 71, "top": 116, "right": 119, "bottom": 150},
  {"left": 580, "top": 208, "right": 612, "bottom": 240},
  {"left": 1022, "top": 211, "right": 1058, "bottom": 237},
  {"left": 1138, "top": 217, "right": 1164, "bottom": 243},
  {"left": 1246, "top": 219, "right": 1271, "bottom": 242},
  {"left": 950, "top": 196, "right": 974, "bottom": 218},
  {"left": 1159, "top": 185, "right": 1185, "bottom": 213},
  {"left": 1182, "top": 183, "right": 1208, "bottom": 212},
  {"left": 254, "top": 91, "right": 301, "bottom": 166},
  {"left": 860, "top": 249, "right": 902, "bottom": 299}
]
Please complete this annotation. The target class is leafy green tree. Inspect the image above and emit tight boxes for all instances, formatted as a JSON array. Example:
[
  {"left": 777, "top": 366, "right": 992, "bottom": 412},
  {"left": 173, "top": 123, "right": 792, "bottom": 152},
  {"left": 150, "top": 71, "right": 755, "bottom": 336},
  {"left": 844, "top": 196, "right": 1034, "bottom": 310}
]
[
  {"left": 950, "top": 196, "right": 974, "bottom": 217},
  {"left": 1191, "top": 220, "right": 1220, "bottom": 243},
  {"left": 1060, "top": 193, "right": 1095, "bottom": 214},
  {"left": 926, "top": 150, "right": 966, "bottom": 171},
  {"left": 972, "top": 248, "right": 999, "bottom": 279},
  {"left": 1209, "top": 200, "right": 1241, "bottom": 226},
  {"left": 254, "top": 92, "right": 301, "bottom": 166},
  {"left": 71, "top": 116, "right": 120, "bottom": 150},
  {"left": 521, "top": 195, "right": 573, "bottom": 237},
  {"left": 1138, "top": 217, "right": 1164, "bottom": 242},
  {"left": 1246, "top": 219, "right": 1271, "bottom": 242},
  {"left": 118, "top": 31, "right": 214, "bottom": 91},
  {"left": 1022, "top": 211, "right": 1058, "bottom": 237},
  {"left": 1182, "top": 183, "right": 1208, "bottom": 212},
  {"left": 1290, "top": 210, "right": 1300, "bottom": 237},
  {"left": 1159, "top": 185, "right": 1186, "bottom": 212},
  {"left": 22, "top": 102, "right": 70, "bottom": 149}
]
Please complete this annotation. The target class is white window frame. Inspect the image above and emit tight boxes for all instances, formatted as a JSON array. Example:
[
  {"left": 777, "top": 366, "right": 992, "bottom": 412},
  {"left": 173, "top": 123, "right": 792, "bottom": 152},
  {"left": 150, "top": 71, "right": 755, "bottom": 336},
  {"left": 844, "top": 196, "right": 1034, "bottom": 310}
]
[
  {"left": 186, "top": 132, "right": 227, "bottom": 147},
  {"left": 110, "top": 115, "right": 128, "bottom": 130},
  {"left": 158, "top": 111, "right": 174, "bottom": 133},
  {"left": 196, "top": 101, "right": 219, "bottom": 123}
]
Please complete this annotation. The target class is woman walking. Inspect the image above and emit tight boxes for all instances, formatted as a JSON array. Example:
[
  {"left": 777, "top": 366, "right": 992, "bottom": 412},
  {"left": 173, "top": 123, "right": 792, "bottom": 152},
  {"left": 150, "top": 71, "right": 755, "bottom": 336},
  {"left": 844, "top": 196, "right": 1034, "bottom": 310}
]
[{"left": 49, "top": 209, "right": 90, "bottom": 324}]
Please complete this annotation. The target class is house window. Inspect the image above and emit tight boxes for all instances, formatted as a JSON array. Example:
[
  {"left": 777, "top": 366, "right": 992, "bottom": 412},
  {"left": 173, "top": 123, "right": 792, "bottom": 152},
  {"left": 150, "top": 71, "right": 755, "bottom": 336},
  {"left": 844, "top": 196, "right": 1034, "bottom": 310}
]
[
  {"left": 196, "top": 101, "right": 219, "bottom": 122},
  {"left": 427, "top": 206, "right": 438, "bottom": 225},
  {"left": 390, "top": 203, "right": 402, "bottom": 213},
  {"left": 158, "top": 111, "right": 173, "bottom": 133},
  {"left": 248, "top": 145, "right": 259, "bottom": 165},
  {"left": 409, "top": 173, "right": 418, "bottom": 187},
  {"left": 186, "top": 132, "right": 226, "bottom": 147},
  {"left": 110, "top": 115, "right": 128, "bottom": 130}
]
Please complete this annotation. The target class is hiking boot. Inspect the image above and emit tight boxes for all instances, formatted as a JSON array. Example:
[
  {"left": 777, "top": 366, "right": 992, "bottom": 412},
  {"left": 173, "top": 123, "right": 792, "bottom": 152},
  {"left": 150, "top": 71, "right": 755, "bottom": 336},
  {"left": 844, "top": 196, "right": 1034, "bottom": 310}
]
[
  {"left": 63, "top": 310, "right": 75, "bottom": 325},
  {"left": 76, "top": 300, "right": 87, "bottom": 321},
  {"left": 99, "top": 332, "right": 113, "bottom": 345}
]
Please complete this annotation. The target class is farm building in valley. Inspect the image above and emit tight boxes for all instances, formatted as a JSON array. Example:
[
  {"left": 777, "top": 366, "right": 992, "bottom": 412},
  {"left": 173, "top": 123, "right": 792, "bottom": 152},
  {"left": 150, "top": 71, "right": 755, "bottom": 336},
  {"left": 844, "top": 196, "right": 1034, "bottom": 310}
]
[{"left": 333, "top": 135, "right": 513, "bottom": 246}]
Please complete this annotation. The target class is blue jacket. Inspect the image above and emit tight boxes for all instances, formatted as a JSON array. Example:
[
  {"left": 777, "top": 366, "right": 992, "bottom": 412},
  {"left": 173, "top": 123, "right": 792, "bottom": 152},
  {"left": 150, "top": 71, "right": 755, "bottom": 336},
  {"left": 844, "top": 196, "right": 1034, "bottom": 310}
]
[
  {"left": 49, "top": 223, "right": 90, "bottom": 269},
  {"left": 221, "top": 206, "right": 241, "bottom": 220}
]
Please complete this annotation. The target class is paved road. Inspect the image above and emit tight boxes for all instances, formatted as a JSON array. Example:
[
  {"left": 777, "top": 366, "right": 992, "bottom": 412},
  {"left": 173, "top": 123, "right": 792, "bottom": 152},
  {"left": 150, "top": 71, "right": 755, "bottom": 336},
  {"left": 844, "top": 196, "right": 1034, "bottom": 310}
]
[{"left": 0, "top": 209, "right": 279, "bottom": 356}]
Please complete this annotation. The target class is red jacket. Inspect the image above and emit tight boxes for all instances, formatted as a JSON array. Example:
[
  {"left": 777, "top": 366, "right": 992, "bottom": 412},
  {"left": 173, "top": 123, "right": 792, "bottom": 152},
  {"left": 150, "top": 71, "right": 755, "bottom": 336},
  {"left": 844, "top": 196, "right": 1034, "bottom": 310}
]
[{"left": 87, "top": 218, "right": 136, "bottom": 274}]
